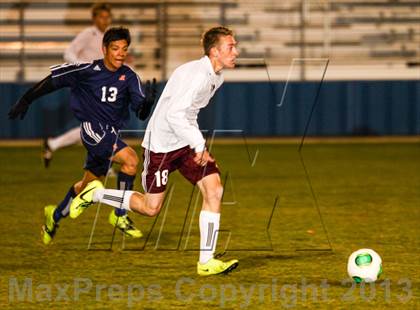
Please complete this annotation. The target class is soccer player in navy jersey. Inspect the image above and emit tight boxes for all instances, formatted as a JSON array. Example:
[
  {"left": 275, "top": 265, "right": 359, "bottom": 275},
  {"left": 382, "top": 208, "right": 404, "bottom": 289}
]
[
  {"left": 8, "top": 27, "right": 156, "bottom": 245},
  {"left": 42, "top": 3, "right": 113, "bottom": 169}
]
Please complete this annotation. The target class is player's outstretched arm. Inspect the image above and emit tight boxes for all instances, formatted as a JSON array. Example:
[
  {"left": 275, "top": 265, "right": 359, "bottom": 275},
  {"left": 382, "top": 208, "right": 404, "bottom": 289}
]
[
  {"left": 137, "top": 78, "right": 157, "bottom": 121},
  {"left": 8, "top": 75, "right": 58, "bottom": 120}
]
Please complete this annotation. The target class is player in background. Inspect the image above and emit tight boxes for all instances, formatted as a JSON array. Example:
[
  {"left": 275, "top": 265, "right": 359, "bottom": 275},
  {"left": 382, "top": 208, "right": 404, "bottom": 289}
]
[
  {"left": 43, "top": 3, "right": 112, "bottom": 169},
  {"left": 9, "top": 27, "right": 156, "bottom": 244},
  {"left": 70, "top": 26, "right": 239, "bottom": 276}
]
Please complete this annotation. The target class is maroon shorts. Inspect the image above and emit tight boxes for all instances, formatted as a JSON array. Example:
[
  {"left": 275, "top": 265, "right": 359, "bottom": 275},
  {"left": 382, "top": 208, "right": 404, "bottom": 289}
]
[{"left": 141, "top": 146, "right": 220, "bottom": 193}]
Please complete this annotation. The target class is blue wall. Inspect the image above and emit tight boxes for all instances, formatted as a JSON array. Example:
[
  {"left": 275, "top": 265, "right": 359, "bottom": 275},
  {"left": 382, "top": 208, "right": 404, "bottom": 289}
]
[{"left": 1, "top": 81, "right": 419, "bottom": 138}]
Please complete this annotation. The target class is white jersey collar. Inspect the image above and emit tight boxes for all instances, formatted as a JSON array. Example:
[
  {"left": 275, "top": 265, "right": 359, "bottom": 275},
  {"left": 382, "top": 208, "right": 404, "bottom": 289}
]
[{"left": 202, "top": 55, "right": 219, "bottom": 77}]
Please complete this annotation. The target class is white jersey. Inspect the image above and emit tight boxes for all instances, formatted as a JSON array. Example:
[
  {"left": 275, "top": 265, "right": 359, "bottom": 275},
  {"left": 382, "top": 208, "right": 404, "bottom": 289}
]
[
  {"left": 142, "top": 56, "right": 224, "bottom": 153},
  {"left": 64, "top": 26, "right": 104, "bottom": 63}
]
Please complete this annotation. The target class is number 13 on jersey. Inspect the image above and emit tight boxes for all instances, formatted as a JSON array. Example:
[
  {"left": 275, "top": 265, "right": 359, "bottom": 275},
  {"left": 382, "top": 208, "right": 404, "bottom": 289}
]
[{"left": 101, "top": 86, "right": 118, "bottom": 103}]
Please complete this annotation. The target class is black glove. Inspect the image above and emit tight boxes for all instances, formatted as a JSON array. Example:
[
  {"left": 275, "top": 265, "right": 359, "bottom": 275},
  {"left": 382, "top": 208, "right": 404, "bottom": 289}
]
[
  {"left": 8, "top": 97, "right": 31, "bottom": 120},
  {"left": 138, "top": 78, "right": 157, "bottom": 120},
  {"left": 8, "top": 75, "right": 56, "bottom": 120}
]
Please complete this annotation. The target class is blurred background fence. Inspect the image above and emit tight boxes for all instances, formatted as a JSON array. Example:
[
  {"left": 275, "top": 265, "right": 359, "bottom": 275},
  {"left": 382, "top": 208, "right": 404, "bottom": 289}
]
[{"left": 1, "top": 0, "right": 419, "bottom": 138}]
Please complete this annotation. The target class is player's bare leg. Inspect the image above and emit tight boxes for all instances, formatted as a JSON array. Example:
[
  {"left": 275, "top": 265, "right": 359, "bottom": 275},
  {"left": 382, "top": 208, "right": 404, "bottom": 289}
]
[
  {"left": 196, "top": 173, "right": 223, "bottom": 213},
  {"left": 129, "top": 192, "right": 165, "bottom": 217},
  {"left": 104, "top": 146, "right": 142, "bottom": 237},
  {"left": 112, "top": 146, "right": 138, "bottom": 176},
  {"left": 196, "top": 173, "right": 239, "bottom": 275}
]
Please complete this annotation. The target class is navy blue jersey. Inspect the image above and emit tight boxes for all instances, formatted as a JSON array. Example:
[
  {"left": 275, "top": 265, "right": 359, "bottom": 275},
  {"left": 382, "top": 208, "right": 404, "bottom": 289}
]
[{"left": 50, "top": 59, "right": 145, "bottom": 129}]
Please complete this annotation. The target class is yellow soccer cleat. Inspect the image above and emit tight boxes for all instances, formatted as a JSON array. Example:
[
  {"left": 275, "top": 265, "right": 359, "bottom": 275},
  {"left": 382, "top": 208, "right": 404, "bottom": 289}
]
[
  {"left": 69, "top": 180, "right": 104, "bottom": 219},
  {"left": 108, "top": 211, "right": 143, "bottom": 238},
  {"left": 42, "top": 205, "right": 58, "bottom": 245},
  {"left": 197, "top": 258, "right": 239, "bottom": 276}
]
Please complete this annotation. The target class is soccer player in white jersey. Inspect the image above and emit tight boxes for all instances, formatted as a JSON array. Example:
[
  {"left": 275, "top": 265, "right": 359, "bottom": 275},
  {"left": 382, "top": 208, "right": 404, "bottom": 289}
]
[
  {"left": 43, "top": 3, "right": 112, "bottom": 168},
  {"left": 71, "top": 26, "right": 240, "bottom": 276}
]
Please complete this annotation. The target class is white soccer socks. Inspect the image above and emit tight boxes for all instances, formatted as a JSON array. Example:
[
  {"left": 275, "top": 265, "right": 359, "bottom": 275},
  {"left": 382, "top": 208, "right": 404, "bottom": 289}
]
[
  {"left": 48, "top": 127, "right": 81, "bottom": 151},
  {"left": 93, "top": 189, "right": 133, "bottom": 211},
  {"left": 199, "top": 210, "right": 221, "bottom": 264}
]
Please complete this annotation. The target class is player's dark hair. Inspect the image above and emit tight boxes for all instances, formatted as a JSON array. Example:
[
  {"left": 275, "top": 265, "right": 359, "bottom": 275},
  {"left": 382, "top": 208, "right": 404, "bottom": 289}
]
[
  {"left": 91, "top": 3, "right": 111, "bottom": 18},
  {"left": 201, "top": 26, "right": 234, "bottom": 56},
  {"left": 103, "top": 27, "right": 131, "bottom": 48}
]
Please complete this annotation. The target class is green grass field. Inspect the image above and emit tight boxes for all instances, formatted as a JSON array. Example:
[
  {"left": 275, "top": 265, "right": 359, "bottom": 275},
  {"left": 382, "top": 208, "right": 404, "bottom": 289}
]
[{"left": 0, "top": 141, "right": 419, "bottom": 309}]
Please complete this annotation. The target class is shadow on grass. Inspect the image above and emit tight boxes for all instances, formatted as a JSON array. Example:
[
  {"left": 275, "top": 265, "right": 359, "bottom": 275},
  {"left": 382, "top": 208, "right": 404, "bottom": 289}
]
[{"left": 238, "top": 251, "right": 336, "bottom": 270}]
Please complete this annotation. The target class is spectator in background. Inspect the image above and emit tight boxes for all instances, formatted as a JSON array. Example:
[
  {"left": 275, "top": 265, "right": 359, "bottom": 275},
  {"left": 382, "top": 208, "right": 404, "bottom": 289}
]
[{"left": 43, "top": 3, "right": 112, "bottom": 168}]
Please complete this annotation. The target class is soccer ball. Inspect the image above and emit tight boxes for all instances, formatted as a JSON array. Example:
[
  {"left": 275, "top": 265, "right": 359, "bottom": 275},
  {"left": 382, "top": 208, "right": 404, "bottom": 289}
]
[{"left": 347, "top": 248, "right": 382, "bottom": 283}]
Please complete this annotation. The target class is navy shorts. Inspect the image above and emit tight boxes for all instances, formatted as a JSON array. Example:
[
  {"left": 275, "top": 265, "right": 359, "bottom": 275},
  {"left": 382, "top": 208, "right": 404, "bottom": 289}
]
[
  {"left": 141, "top": 146, "right": 220, "bottom": 194},
  {"left": 80, "top": 120, "right": 127, "bottom": 177}
]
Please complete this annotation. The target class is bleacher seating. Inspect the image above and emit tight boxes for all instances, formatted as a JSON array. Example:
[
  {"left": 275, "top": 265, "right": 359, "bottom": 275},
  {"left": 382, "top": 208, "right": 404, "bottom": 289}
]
[{"left": 0, "top": 0, "right": 418, "bottom": 81}]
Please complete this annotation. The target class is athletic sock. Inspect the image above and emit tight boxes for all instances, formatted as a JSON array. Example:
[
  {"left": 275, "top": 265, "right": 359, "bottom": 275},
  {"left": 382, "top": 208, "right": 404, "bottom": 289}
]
[
  {"left": 115, "top": 172, "right": 135, "bottom": 216},
  {"left": 199, "top": 210, "right": 221, "bottom": 264},
  {"left": 53, "top": 186, "right": 76, "bottom": 223},
  {"left": 48, "top": 127, "right": 81, "bottom": 152},
  {"left": 93, "top": 189, "right": 133, "bottom": 211}
]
